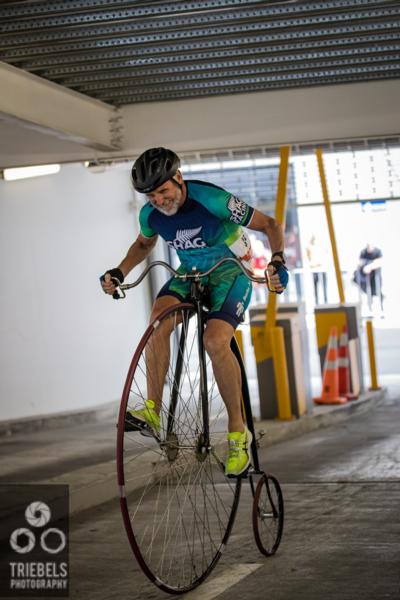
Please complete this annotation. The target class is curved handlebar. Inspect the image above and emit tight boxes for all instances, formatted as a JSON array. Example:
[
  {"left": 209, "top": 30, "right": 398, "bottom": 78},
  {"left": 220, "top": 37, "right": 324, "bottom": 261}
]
[{"left": 111, "top": 258, "right": 273, "bottom": 299}]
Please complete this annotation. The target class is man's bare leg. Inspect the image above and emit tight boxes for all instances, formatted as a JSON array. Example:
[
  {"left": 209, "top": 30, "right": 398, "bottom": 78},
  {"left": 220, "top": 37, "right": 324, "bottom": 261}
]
[
  {"left": 203, "top": 319, "right": 244, "bottom": 433},
  {"left": 145, "top": 296, "right": 181, "bottom": 413}
]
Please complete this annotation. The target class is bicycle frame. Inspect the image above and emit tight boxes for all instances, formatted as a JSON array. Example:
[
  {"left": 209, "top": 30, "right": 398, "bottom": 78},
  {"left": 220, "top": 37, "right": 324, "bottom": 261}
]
[
  {"left": 165, "top": 280, "right": 211, "bottom": 453},
  {"left": 230, "top": 338, "right": 261, "bottom": 475},
  {"left": 191, "top": 281, "right": 211, "bottom": 449},
  {"left": 165, "top": 288, "right": 210, "bottom": 451}
]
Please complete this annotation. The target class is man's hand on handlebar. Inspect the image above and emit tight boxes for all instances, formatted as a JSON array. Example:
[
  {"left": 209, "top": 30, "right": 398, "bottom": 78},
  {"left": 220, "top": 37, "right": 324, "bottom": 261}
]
[
  {"left": 100, "top": 268, "right": 124, "bottom": 296},
  {"left": 266, "top": 260, "right": 289, "bottom": 294}
]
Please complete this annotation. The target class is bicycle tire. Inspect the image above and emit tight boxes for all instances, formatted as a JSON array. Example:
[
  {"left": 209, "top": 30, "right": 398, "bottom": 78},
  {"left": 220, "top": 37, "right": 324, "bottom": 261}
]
[
  {"left": 116, "top": 303, "right": 242, "bottom": 594},
  {"left": 252, "top": 473, "right": 284, "bottom": 556}
]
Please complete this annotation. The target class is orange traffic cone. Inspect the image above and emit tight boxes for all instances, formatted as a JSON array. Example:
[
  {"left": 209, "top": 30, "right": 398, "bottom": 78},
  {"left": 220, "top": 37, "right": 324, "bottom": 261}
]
[
  {"left": 338, "top": 325, "right": 358, "bottom": 400},
  {"left": 314, "top": 326, "right": 347, "bottom": 405}
]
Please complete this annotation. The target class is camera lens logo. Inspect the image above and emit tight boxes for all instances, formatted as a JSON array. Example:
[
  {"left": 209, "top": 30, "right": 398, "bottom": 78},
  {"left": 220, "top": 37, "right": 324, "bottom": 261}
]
[
  {"left": 9, "top": 528, "right": 36, "bottom": 554},
  {"left": 25, "top": 501, "right": 51, "bottom": 528},
  {"left": 40, "top": 528, "right": 66, "bottom": 554},
  {"left": 9, "top": 500, "right": 66, "bottom": 555}
]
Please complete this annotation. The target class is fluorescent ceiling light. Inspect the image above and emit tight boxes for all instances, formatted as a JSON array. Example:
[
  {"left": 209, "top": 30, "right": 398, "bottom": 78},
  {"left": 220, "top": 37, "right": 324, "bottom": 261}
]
[
  {"left": 254, "top": 158, "right": 281, "bottom": 167},
  {"left": 3, "top": 164, "right": 61, "bottom": 181},
  {"left": 181, "top": 162, "right": 222, "bottom": 173},
  {"left": 222, "top": 160, "right": 253, "bottom": 169}
]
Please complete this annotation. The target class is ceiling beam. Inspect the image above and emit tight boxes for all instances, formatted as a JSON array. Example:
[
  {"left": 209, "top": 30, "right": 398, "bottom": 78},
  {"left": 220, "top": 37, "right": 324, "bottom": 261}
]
[
  {"left": 0, "top": 61, "right": 119, "bottom": 151},
  {"left": 120, "top": 79, "right": 400, "bottom": 155}
]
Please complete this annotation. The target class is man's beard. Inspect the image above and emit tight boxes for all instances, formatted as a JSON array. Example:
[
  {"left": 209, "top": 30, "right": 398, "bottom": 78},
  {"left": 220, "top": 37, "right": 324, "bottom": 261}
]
[{"left": 154, "top": 198, "right": 181, "bottom": 216}]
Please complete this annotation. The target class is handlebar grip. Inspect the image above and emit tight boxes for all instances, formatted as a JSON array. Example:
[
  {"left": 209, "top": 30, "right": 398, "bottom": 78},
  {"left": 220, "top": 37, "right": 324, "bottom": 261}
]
[
  {"left": 264, "top": 267, "right": 279, "bottom": 294},
  {"left": 265, "top": 262, "right": 287, "bottom": 294},
  {"left": 110, "top": 276, "right": 124, "bottom": 299},
  {"left": 100, "top": 274, "right": 125, "bottom": 299}
]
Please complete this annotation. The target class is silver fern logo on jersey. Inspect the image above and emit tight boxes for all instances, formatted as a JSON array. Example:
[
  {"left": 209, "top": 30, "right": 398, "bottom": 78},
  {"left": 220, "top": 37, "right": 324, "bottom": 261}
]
[
  {"left": 227, "top": 196, "right": 247, "bottom": 224},
  {"left": 167, "top": 226, "right": 207, "bottom": 250}
]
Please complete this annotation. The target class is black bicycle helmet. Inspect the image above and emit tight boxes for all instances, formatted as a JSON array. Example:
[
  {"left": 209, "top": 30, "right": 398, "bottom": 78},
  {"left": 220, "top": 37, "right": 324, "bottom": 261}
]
[{"left": 131, "top": 147, "right": 181, "bottom": 193}]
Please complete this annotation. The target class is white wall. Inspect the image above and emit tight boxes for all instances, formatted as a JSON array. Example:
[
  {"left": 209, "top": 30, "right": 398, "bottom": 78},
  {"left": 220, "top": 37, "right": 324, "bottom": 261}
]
[{"left": 0, "top": 163, "right": 150, "bottom": 421}]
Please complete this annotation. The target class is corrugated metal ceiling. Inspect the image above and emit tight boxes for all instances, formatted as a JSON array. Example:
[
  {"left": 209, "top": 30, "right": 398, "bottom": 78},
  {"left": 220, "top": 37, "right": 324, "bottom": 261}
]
[{"left": 0, "top": 0, "right": 399, "bottom": 106}]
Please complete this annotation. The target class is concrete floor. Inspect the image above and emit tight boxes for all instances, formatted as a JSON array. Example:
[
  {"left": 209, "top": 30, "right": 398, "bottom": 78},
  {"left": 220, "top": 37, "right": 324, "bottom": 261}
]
[{"left": 67, "top": 395, "right": 400, "bottom": 600}]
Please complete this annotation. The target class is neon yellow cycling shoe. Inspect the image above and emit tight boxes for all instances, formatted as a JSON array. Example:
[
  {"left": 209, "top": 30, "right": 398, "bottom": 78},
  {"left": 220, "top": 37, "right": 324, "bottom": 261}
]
[
  {"left": 124, "top": 400, "right": 160, "bottom": 434},
  {"left": 225, "top": 426, "right": 252, "bottom": 477}
]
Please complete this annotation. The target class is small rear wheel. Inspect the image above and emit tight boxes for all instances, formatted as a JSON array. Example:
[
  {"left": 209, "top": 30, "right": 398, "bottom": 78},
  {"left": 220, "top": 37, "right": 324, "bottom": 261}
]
[{"left": 252, "top": 473, "right": 284, "bottom": 556}]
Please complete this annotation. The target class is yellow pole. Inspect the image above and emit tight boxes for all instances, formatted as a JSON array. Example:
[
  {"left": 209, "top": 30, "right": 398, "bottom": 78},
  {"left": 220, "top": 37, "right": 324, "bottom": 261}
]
[
  {"left": 366, "top": 320, "right": 381, "bottom": 390},
  {"left": 265, "top": 145, "right": 290, "bottom": 332},
  {"left": 315, "top": 149, "right": 346, "bottom": 305},
  {"left": 270, "top": 327, "right": 292, "bottom": 420},
  {"left": 264, "top": 146, "right": 292, "bottom": 420},
  {"left": 275, "top": 146, "right": 291, "bottom": 224}
]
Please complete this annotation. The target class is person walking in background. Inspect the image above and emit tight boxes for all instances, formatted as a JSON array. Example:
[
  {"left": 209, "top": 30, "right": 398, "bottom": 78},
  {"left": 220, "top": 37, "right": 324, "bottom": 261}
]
[
  {"left": 306, "top": 234, "right": 329, "bottom": 305},
  {"left": 354, "top": 243, "right": 384, "bottom": 314}
]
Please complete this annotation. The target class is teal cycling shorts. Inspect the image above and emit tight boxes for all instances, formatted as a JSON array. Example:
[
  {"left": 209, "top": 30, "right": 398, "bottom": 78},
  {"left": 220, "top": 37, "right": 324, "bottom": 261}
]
[{"left": 157, "top": 264, "right": 252, "bottom": 329}]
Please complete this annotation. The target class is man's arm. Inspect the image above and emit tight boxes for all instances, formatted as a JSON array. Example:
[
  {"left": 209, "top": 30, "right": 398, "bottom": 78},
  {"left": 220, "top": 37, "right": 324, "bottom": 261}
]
[
  {"left": 247, "top": 209, "right": 287, "bottom": 292},
  {"left": 118, "top": 233, "right": 158, "bottom": 278},
  {"left": 101, "top": 233, "right": 158, "bottom": 295},
  {"left": 363, "top": 257, "right": 383, "bottom": 274},
  {"left": 247, "top": 209, "right": 284, "bottom": 256}
]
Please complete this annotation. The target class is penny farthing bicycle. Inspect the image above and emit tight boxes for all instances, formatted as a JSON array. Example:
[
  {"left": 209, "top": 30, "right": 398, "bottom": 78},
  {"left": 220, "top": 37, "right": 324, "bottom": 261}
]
[{"left": 114, "top": 257, "right": 284, "bottom": 595}]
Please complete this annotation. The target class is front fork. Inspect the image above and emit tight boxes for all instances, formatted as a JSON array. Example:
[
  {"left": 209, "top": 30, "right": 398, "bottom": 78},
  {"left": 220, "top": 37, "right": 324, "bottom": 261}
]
[
  {"left": 166, "top": 291, "right": 209, "bottom": 451},
  {"left": 195, "top": 296, "right": 210, "bottom": 450},
  {"left": 166, "top": 313, "right": 188, "bottom": 435}
]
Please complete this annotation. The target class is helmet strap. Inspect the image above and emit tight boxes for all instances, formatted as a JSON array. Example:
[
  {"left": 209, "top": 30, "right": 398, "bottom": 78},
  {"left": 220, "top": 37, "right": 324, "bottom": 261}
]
[{"left": 170, "top": 177, "right": 183, "bottom": 191}]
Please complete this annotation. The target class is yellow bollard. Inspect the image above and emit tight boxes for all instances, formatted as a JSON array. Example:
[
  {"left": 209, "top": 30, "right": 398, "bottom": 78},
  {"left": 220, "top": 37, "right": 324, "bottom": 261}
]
[
  {"left": 366, "top": 320, "right": 381, "bottom": 390},
  {"left": 270, "top": 327, "right": 292, "bottom": 420}
]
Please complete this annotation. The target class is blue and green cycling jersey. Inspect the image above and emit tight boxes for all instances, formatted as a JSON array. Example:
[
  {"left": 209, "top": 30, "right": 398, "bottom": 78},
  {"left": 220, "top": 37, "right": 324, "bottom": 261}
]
[{"left": 139, "top": 180, "right": 255, "bottom": 272}]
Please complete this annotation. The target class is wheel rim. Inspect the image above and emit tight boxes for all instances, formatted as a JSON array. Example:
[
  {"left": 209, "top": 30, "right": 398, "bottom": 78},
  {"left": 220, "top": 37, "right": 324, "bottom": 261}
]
[
  {"left": 252, "top": 474, "right": 284, "bottom": 556},
  {"left": 117, "top": 304, "right": 241, "bottom": 593}
]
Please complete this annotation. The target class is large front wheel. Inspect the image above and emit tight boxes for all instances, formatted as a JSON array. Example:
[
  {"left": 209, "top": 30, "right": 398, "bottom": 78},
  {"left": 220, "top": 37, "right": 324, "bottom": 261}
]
[{"left": 116, "top": 303, "right": 242, "bottom": 594}]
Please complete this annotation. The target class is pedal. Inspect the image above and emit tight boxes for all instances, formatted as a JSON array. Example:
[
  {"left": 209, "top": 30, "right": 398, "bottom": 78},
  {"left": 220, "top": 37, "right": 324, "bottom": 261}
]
[
  {"left": 124, "top": 414, "right": 159, "bottom": 440},
  {"left": 124, "top": 413, "right": 143, "bottom": 432}
]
